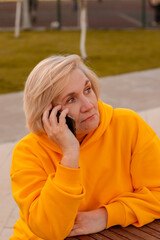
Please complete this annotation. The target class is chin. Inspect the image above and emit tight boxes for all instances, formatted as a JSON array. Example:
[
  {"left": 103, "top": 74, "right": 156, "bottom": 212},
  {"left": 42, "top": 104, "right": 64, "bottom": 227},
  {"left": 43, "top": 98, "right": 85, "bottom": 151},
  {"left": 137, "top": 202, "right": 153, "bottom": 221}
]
[{"left": 77, "top": 119, "right": 99, "bottom": 134}]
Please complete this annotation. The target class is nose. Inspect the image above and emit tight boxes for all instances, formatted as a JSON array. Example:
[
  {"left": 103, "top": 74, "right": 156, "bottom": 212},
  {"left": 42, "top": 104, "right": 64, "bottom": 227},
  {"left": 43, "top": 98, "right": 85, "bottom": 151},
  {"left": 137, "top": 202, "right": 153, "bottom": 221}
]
[{"left": 80, "top": 96, "right": 93, "bottom": 113}]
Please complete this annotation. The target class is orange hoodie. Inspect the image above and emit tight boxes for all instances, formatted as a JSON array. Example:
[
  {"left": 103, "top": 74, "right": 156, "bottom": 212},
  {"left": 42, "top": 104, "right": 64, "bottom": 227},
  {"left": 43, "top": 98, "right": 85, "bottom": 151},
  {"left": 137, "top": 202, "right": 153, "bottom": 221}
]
[{"left": 10, "top": 100, "right": 160, "bottom": 240}]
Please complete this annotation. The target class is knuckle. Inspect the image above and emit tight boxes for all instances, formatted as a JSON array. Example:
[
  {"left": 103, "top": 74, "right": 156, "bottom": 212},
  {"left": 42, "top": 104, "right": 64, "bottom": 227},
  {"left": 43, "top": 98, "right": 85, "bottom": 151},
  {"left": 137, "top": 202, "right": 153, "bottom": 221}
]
[{"left": 51, "top": 128, "right": 57, "bottom": 136}]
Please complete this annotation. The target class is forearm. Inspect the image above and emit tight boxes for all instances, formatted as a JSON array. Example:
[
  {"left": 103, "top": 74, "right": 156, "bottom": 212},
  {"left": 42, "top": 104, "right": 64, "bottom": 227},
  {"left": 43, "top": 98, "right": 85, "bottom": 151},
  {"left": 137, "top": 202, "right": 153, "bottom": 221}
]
[
  {"left": 30, "top": 164, "right": 85, "bottom": 239},
  {"left": 104, "top": 187, "right": 160, "bottom": 228},
  {"left": 12, "top": 163, "right": 84, "bottom": 240},
  {"left": 29, "top": 179, "right": 83, "bottom": 239}
]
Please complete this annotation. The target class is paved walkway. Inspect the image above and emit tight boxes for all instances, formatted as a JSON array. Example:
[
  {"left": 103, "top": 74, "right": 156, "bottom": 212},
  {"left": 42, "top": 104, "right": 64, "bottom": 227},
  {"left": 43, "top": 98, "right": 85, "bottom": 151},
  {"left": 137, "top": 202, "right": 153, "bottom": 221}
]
[{"left": 0, "top": 68, "right": 160, "bottom": 240}]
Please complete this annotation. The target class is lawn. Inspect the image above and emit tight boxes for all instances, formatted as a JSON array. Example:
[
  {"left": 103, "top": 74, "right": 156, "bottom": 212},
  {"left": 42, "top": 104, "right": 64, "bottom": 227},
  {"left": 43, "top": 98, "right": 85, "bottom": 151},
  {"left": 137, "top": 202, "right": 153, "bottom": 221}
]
[{"left": 0, "top": 29, "right": 160, "bottom": 94}]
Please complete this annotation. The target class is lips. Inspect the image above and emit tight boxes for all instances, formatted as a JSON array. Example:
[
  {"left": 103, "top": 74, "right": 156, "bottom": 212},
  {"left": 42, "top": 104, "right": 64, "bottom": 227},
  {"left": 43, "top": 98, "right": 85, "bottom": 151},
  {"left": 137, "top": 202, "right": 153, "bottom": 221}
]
[{"left": 81, "top": 113, "right": 96, "bottom": 122}]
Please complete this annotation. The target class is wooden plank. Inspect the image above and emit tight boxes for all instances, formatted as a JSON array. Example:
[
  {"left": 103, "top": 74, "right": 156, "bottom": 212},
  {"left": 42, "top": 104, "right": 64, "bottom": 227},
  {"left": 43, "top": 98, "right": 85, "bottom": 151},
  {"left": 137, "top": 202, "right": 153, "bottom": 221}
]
[
  {"left": 154, "top": 219, "right": 160, "bottom": 225},
  {"left": 146, "top": 221, "right": 160, "bottom": 232},
  {"left": 139, "top": 225, "right": 160, "bottom": 238},
  {"left": 66, "top": 237, "right": 79, "bottom": 240},
  {"left": 110, "top": 226, "right": 144, "bottom": 240},
  {"left": 76, "top": 236, "right": 95, "bottom": 240},
  {"left": 89, "top": 232, "right": 112, "bottom": 240},
  {"left": 66, "top": 219, "right": 160, "bottom": 240},
  {"left": 100, "top": 229, "right": 129, "bottom": 240},
  {"left": 124, "top": 226, "right": 158, "bottom": 240}
]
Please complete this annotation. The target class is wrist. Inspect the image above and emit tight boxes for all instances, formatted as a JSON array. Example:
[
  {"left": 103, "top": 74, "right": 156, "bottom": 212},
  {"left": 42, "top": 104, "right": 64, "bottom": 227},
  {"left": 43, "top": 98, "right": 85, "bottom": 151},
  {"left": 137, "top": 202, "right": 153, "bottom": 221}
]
[
  {"left": 91, "top": 208, "right": 108, "bottom": 229},
  {"left": 99, "top": 207, "right": 108, "bottom": 228},
  {"left": 62, "top": 141, "right": 80, "bottom": 156},
  {"left": 61, "top": 153, "right": 79, "bottom": 169}
]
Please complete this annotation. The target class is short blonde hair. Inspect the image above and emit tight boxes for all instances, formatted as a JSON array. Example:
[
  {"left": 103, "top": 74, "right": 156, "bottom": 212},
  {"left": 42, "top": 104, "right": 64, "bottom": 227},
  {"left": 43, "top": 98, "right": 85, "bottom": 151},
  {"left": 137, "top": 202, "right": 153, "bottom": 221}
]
[{"left": 24, "top": 54, "right": 100, "bottom": 134}]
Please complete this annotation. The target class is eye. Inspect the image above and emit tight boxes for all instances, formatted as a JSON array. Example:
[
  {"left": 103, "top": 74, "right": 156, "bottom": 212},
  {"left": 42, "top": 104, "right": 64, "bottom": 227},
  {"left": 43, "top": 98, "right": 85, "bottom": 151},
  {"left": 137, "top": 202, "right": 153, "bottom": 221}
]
[
  {"left": 85, "top": 87, "right": 92, "bottom": 94},
  {"left": 67, "top": 97, "right": 74, "bottom": 103}
]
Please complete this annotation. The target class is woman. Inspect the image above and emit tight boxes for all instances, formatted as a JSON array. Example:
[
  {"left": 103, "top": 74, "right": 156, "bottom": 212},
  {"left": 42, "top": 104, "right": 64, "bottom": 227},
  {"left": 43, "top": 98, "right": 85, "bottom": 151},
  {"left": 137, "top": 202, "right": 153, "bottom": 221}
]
[{"left": 10, "top": 55, "right": 160, "bottom": 240}]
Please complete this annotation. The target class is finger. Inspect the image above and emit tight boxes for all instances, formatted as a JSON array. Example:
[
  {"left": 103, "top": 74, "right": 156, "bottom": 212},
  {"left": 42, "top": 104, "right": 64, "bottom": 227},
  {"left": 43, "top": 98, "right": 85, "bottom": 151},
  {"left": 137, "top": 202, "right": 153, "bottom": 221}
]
[
  {"left": 68, "top": 227, "right": 81, "bottom": 237},
  {"left": 67, "top": 228, "right": 77, "bottom": 237},
  {"left": 67, "top": 230, "right": 75, "bottom": 237},
  {"left": 69, "top": 223, "right": 78, "bottom": 231},
  {"left": 58, "top": 108, "right": 69, "bottom": 125},
  {"left": 42, "top": 104, "right": 53, "bottom": 130},
  {"left": 49, "top": 105, "right": 62, "bottom": 126},
  {"left": 43, "top": 103, "right": 52, "bottom": 120}
]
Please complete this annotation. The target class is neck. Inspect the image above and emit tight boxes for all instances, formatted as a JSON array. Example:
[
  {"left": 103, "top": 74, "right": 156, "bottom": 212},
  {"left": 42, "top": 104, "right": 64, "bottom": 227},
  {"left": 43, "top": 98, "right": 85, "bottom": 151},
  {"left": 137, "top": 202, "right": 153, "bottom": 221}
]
[{"left": 76, "top": 132, "right": 87, "bottom": 144}]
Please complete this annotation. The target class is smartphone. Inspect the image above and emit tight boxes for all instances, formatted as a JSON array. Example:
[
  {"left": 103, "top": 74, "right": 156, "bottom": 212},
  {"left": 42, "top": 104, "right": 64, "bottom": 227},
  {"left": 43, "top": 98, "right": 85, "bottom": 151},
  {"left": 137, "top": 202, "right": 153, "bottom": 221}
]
[{"left": 49, "top": 109, "right": 76, "bottom": 137}]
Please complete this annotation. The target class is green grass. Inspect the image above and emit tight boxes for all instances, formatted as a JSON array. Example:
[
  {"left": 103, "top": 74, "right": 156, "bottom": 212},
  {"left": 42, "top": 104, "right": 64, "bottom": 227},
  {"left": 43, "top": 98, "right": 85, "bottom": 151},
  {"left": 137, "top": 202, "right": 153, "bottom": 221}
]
[{"left": 1, "top": 29, "right": 160, "bottom": 94}]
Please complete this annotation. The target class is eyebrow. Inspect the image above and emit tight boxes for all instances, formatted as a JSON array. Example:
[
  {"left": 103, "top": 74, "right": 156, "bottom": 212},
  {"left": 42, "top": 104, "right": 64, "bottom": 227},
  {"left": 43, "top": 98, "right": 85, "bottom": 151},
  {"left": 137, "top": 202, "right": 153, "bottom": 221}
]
[{"left": 62, "top": 79, "right": 90, "bottom": 101}]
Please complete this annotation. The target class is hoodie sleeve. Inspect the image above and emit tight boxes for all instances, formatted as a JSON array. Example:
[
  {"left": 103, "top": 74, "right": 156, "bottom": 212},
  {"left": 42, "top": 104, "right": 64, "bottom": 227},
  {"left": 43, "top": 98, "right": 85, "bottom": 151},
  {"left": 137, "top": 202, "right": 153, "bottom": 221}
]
[
  {"left": 10, "top": 140, "right": 85, "bottom": 240},
  {"left": 103, "top": 112, "right": 160, "bottom": 229}
]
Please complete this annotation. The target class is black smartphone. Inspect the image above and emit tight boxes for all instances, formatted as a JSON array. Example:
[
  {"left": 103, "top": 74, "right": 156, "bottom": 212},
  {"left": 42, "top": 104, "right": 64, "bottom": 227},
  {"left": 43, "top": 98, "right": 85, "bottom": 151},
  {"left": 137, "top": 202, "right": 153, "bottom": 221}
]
[{"left": 49, "top": 110, "right": 76, "bottom": 137}]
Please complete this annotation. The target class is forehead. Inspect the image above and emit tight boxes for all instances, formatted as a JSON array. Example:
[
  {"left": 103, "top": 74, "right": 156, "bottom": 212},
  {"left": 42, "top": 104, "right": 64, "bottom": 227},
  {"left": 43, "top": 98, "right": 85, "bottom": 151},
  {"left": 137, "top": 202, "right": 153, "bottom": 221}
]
[
  {"left": 63, "top": 69, "right": 89, "bottom": 93},
  {"left": 69, "top": 68, "right": 88, "bottom": 83}
]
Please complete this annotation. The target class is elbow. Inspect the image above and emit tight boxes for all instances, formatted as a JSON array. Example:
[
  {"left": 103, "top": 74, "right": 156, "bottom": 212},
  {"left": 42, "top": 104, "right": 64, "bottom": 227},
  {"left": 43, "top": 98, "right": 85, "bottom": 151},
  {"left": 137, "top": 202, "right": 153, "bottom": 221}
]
[{"left": 28, "top": 213, "right": 73, "bottom": 240}]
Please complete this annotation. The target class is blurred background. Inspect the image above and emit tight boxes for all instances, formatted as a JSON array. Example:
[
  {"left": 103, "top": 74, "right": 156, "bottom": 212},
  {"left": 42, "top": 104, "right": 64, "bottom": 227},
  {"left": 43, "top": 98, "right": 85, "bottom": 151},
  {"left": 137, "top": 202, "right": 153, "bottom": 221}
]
[
  {"left": 0, "top": 0, "right": 158, "bottom": 30},
  {"left": 1, "top": 0, "right": 160, "bottom": 94},
  {"left": 0, "top": 2, "right": 160, "bottom": 239}
]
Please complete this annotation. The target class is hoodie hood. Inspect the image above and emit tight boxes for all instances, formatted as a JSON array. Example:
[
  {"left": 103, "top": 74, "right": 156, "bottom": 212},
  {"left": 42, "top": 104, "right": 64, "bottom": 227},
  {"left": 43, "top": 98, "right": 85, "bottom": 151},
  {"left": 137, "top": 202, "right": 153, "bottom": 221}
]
[{"left": 31, "top": 100, "right": 113, "bottom": 153}]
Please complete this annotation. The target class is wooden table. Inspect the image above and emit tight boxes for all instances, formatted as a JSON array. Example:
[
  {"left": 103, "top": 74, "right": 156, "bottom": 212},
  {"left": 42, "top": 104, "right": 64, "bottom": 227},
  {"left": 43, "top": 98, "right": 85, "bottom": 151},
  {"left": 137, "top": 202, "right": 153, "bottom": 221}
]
[{"left": 67, "top": 219, "right": 160, "bottom": 240}]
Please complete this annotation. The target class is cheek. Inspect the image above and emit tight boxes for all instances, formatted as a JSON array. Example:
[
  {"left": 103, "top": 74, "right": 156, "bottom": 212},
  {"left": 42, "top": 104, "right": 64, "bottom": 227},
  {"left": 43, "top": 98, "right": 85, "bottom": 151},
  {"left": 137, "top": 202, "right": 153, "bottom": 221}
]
[
  {"left": 93, "top": 96, "right": 98, "bottom": 108},
  {"left": 68, "top": 108, "right": 80, "bottom": 123}
]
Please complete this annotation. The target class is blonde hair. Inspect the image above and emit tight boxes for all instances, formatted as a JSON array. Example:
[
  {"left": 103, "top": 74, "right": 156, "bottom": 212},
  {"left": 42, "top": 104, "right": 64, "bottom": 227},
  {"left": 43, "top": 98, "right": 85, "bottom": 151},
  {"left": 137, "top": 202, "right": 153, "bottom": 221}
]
[{"left": 24, "top": 54, "right": 100, "bottom": 134}]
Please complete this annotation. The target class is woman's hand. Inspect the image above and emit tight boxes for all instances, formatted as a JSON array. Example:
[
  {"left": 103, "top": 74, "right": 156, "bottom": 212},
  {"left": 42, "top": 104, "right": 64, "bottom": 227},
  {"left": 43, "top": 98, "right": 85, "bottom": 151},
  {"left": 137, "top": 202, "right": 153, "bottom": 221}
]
[
  {"left": 42, "top": 104, "right": 80, "bottom": 168},
  {"left": 68, "top": 208, "right": 108, "bottom": 237}
]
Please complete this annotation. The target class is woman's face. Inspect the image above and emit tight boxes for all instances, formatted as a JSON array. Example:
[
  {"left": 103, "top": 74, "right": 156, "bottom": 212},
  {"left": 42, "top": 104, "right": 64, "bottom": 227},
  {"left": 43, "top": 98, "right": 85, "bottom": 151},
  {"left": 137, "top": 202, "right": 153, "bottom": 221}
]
[{"left": 54, "top": 68, "right": 100, "bottom": 134}]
